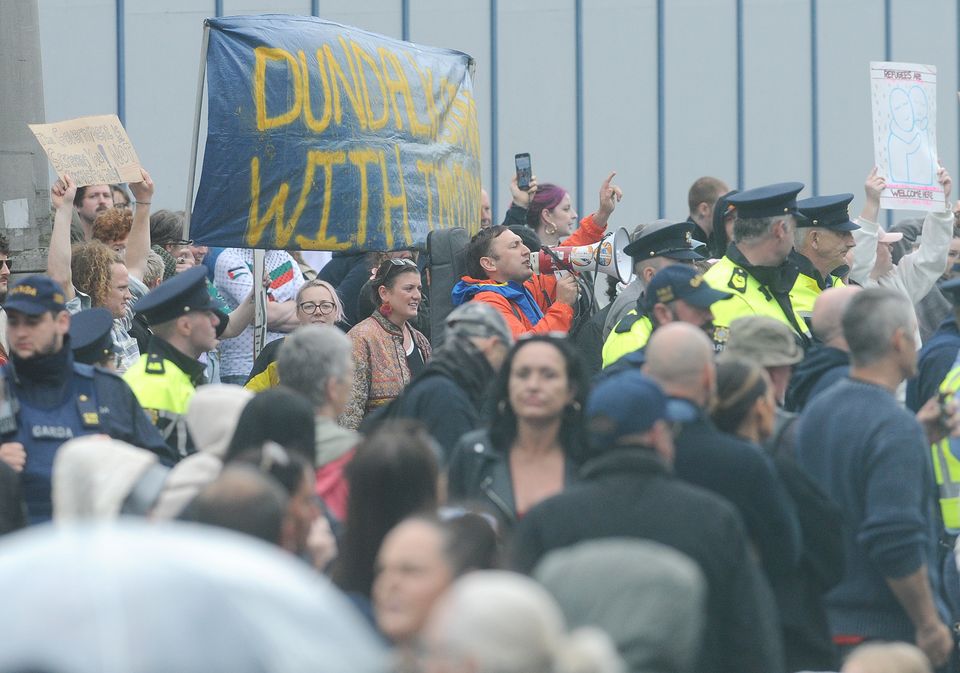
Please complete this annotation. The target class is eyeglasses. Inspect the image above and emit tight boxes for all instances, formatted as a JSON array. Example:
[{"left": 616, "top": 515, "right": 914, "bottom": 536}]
[{"left": 298, "top": 300, "right": 336, "bottom": 316}]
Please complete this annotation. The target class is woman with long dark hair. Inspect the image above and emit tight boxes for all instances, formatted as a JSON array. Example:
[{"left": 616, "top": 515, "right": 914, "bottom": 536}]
[
  {"left": 447, "top": 335, "right": 588, "bottom": 531},
  {"left": 333, "top": 420, "right": 440, "bottom": 618}
]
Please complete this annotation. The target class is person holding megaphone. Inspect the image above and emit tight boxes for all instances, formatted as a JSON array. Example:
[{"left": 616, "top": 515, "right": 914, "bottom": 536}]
[{"left": 452, "top": 173, "right": 625, "bottom": 339}]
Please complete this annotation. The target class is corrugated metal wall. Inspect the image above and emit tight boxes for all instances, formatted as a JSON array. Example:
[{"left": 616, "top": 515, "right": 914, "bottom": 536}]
[{"left": 37, "top": 0, "right": 960, "bottom": 235}]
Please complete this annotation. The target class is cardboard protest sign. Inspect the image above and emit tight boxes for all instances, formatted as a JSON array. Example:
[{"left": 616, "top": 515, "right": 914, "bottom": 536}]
[
  {"left": 190, "top": 15, "right": 482, "bottom": 251},
  {"left": 870, "top": 62, "right": 941, "bottom": 211},
  {"left": 28, "top": 115, "right": 142, "bottom": 187}
]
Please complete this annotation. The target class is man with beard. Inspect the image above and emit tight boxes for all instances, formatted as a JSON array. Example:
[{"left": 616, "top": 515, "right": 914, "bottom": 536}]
[
  {"left": 790, "top": 194, "right": 860, "bottom": 327},
  {"left": 0, "top": 276, "right": 171, "bottom": 523},
  {"left": 601, "top": 265, "right": 730, "bottom": 371},
  {"left": 72, "top": 184, "right": 114, "bottom": 241}
]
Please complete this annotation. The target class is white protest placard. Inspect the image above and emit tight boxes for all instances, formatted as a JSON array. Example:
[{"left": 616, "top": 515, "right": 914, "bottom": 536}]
[
  {"left": 870, "top": 62, "right": 941, "bottom": 211},
  {"left": 28, "top": 114, "right": 142, "bottom": 187}
]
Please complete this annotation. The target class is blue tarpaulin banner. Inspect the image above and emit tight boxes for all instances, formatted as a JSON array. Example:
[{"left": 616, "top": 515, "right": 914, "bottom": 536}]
[{"left": 191, "top": 15, "right": 481, "bottom": 251}]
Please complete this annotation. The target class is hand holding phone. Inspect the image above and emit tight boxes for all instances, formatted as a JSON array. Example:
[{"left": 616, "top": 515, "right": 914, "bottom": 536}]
[{"left": 515, "top": 153, "right": 532, "bottom": 191}]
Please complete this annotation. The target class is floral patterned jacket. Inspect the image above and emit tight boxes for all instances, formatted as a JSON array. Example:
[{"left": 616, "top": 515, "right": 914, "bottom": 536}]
[{"left": 340, "top": 310, "right": 431, "bottom": 430}]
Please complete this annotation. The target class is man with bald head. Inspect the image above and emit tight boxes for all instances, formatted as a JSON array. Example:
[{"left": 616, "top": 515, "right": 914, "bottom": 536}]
[
  {"left": 644, "top": 324, "right": 801, "bottom": 583},
  {"left": 785, "top": 286, "right": 861, "bottom": 412}
]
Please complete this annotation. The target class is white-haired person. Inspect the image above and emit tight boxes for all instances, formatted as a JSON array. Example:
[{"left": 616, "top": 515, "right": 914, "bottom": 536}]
[{"left": 420, "top": 570, "right": 624, "bottom": 673}]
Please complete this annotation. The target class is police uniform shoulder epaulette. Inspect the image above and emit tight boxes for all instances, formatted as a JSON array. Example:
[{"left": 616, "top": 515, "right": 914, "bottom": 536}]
[
  {"left": 727, "top": 267, "right": 749, "bottom": 294},
  {"left": 614, "top": 310, "right": 644, "bottom": 334},
  {"left": 144, "top": 351, "right": 167, "bottom": 375}
]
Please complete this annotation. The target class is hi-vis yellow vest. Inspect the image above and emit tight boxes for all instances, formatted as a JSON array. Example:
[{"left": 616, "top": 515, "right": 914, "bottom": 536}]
[
  {"left": 601, "top": 311, "right": 653, "bottom": 368},
  {"left": 703, "top": 256, "right": 810, "bottom": 347},
  {"left": 790, "top": 272, "right": 844, "bottom": 324},
  {"left": 124, "top": 352, "right": 196, "bottom": 458},
  {"left": 933, "top": 366, "right": 960, "bottom": 532}
]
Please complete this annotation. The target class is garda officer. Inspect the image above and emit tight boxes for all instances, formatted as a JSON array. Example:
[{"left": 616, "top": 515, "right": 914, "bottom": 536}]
[
  {"left": 70, "top": 307, "right": 119, "bottom": 368},
  {"left": 602, "top": 220, "right": 704, "bottom": 340},
  {"left": 703, "top": 182, "right": 811, "bottom": 349},
  {"left": 601, "top": 265, "right": 731, "bottom": 370},
  {"left": 790, "top": 194, "right": 859, "bottom": 326},
  {"left": 124, "top": 266, "right": 225, "bottom": 459},
  {"left": 929, "top": 278, "right": 960, "bottom": 534},
  {"left": 0, "top": 276, "right": 171, "bottom": 523}
]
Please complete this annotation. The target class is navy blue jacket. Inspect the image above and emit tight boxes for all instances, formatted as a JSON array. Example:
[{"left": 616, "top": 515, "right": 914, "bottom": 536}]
[
  {"left": 907, "top": 317, "right": 960, "bottom": 412},
  {"left": 797, "top": 377, "right": 945, "bottom": 641},
  {"left": 5, "top": 347, "right": 172, "bottom": 524}
]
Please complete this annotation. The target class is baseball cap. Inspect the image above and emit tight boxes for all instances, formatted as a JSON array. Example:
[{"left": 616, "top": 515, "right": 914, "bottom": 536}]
[
  {"left": 643, "top": 265, "right": 732, "bottom": 311},
  {"left": 720, "top": 315, "right": 804, "bottom": 366},
  {"left": 5, "top": 275, "right": 67, "bottom": 316},
  {"left": 586, "top": 370, "right": 681, "bottom": 452},
  {"left": 445, "top": 302, "right": 514, "bottom": 345}
]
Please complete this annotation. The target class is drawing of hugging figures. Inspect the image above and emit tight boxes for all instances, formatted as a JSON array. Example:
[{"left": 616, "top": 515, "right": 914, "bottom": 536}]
[{"left": 888, "top": 85, "right": 935, "bottom": 185}]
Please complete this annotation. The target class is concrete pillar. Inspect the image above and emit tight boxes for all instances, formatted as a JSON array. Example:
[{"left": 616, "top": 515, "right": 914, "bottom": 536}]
[{"left": 0, "top": 0, "right": 49, "bottom": 272}]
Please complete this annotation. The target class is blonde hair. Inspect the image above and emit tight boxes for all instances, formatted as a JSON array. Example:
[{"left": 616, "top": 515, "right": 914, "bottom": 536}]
[{"left": 296, "top": 279, "right": 345, "bottom": 324}]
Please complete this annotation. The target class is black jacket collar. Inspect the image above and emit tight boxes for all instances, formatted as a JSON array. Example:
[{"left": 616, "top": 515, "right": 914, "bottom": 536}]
[
  {"left": 581, "top": 448, "right": 669, "bottom": 480},
  {"left": 726, "top": 243, "right": 800, "bottom": 296},
  {"left": 147, "top": 335, "right": 206, "bottom": 386}
]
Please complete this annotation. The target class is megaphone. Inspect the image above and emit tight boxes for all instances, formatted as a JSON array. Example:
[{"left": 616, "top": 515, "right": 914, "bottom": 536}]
[{"left": 530, "top": 227, "right": 634, "bottom": 284}]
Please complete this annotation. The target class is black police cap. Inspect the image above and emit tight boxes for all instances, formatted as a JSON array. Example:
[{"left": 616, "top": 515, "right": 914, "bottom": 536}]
[
  {"left": 727, "top": 182, "right": 809, "bottom": 222},
  {"left": 623, "top": 221, "right": 704, "bottom": 261},
  {"left": 133, "top": 266, "right": 218, "bottom": 325},
  {"left": 796, "top": 193, "right": 861, "bottom": 231}
]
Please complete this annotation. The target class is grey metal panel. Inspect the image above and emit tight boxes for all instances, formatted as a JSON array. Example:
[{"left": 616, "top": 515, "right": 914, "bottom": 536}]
[
  {"left": 123, "top": 1, "right": 208, "bottom": 211},
  {"left": 889, "top": 0, "right": 958, "bottom": 224},
  {"left": 815, "top": 0, "right": 884, "bottom": 215},
  {"left": 409, "top": 0, "right": 493, "bottom": 208},
  {"left": 38, "top": 0, "right": 117, "bottom": 129},
  {"left": 310, "top": 0, "right": 403, "bottom": 38},
  {"left": 581, "top": 0, "right": 659, "bottom": 229},
  {"left": 221, "top": 0, "right": 312, "bottom": 14},
  {"left": 662, "top": 0, "right": 738, "bottom": 222},
  {"left": 494, "top": 0, "right": 576, "bottom": 219},
  {"left": 741, "top": 0, "right": 812, "bottom": 191}
]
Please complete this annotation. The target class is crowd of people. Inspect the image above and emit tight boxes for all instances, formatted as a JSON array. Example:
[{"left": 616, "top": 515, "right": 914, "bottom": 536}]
[{"left": 0, "top": 159, "right": 960, "bottom": 673}]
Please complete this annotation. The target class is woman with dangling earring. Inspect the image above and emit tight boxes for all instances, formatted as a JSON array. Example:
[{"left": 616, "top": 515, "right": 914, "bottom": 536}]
[
  {"left": 447, "top": 334, "right": 588, "bottom": 534},
  {"left": 340, "top": 258, "right": 431, "bottom": 430}
]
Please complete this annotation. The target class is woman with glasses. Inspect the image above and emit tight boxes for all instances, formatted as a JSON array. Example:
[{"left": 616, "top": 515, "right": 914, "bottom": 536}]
[
  {"left": 447, "top": 335, "right": 588, "bottom": 532},
  {"left": 340, "top": 258, "right": 431, "bottom": 430},
  {"left": 245, "top": 279, "right": 345, "bottom": 391}
]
